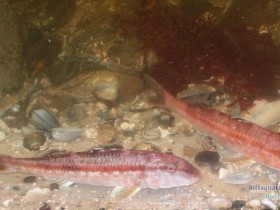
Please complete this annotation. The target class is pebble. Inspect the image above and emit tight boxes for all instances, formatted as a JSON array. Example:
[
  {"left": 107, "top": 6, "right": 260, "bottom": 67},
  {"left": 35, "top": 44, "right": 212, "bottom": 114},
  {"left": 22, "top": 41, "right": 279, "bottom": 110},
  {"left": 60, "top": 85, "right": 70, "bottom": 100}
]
[
  {"left": 207, "top": 197, "right": 232, "bottom": 209},
  {"left": 132, "top": 142, "right": 161, "bottom": 152},
  {"left": 39, "top": 203, "right": 52, "bottom": 210},
  {"left": 120, "top": 122, "right": 135, "bottom": 132},
  {"left": 23, "top": 176, "right": 37, "bottom": 184},
  {"left": 98, "top": 125, "right": 117, "bottom": 144},
  {"left": 231, "top": 200, "right": 246, "bottom": 209},
  {"left": 94, "top": 82, "right": 119, "bottom": 102},
  {"left": 141, "top": 126, "right": 161, "bottom": 140},
  {"left": 219, "top": 168, "right": 229, "bottom": 179},
  {"left": 194, "top": 150, "right": 220, "bottom": 166},
  {"left": 84, "top": 128, "right": 98, "bottom": 139},
  {"left": 247, "top": 200, "right": 261, "bottom": 208}
]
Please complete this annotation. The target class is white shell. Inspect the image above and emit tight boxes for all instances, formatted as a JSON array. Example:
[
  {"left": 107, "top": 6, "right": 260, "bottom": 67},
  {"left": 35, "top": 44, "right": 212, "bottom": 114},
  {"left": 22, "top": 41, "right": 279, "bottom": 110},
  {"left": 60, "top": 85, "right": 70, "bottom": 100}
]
[
  {"left": 207, "top": 197, "right": 231, "bottom": 209},
  {"left": 223, "top": 172, "right": 253, "bottom": 185},
  {"left": 244, "top": 99, "right": 280, "bottom": 127},
  {"left": 262, "top": 199, "right": 277, "bottom": 210},
  {"left": 22, "top": 188, "right": 51, "bottom": 203}
]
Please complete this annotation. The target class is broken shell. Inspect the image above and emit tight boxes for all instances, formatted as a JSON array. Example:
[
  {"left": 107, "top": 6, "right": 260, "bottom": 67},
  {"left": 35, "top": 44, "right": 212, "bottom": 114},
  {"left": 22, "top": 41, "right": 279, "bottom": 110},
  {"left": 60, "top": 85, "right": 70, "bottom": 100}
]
[
  {"left": 141, "top": 126, "right": 161, "bottom": 140},
  {"left": 244, "top": 99, "right": 280, "bottom": 128},
  {"left": 65, "top": 106, "right": 87, "bottom": 122},
  {"left": 177, "top": 84, "right": 216, "bottom": 105},
  {"left": 223, "top": 172, "right": 253, "bottom": 185},
  {"left": 23, "top": 188, "right": 51, "bottom": 203},
  {"left": 132, "top": 142, "right": 161, "bottom": 152},
  {"left": 30, "top": 107, "right": 59, "bottom": 131},
  {"left": 262, "top": 199, "right": 277, "bottom": 210},
  {"left": 23, "top": 132, "right": 46, "bottom": 151},
  {"left": 94, "top": 83, "right": 119, "bottom": 102},
  {"left": 195, "top": 150, "right": 220, "bottom": 166},
  {"left": 129, "top": 95, "right": 152, "bottom": 112},
  {"left": 51, "top": 127, "right": 83, "bottom": 142}
]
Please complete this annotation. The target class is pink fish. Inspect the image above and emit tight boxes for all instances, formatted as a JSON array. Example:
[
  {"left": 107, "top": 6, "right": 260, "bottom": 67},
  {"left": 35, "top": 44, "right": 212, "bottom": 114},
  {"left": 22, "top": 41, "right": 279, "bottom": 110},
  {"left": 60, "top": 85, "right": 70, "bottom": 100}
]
[
  {"left": 0, "top": 148, "right": 200, "bottom": 190},
  {"left": 145, "top": 74, "right": 280, "bottom": 170}
]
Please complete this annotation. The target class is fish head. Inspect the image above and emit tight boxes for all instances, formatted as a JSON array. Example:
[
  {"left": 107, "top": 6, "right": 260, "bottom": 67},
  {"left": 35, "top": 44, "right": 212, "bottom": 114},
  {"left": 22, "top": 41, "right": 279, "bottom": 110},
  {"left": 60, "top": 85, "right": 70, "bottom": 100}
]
[{"left": 144, "top": 153, "right": 201, "bottom": 189}]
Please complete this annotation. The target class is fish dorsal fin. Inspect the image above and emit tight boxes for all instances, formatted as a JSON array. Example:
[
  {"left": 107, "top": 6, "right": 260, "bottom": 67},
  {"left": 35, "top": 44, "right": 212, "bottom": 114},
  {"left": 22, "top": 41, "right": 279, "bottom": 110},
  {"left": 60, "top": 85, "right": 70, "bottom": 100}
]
[
  {"left": 89, "top": 144, "right": 123, "bottom": 152},
  {"left": 39, "top": 150, "right": 74, "bottom": 158}
]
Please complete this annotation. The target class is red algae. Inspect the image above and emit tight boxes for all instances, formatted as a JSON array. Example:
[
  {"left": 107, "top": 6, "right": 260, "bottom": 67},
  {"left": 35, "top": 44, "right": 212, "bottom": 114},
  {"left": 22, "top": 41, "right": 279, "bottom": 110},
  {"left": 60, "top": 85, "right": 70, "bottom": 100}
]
[{"left": 114, "top": 0, "right": 280, "bottom": 110}]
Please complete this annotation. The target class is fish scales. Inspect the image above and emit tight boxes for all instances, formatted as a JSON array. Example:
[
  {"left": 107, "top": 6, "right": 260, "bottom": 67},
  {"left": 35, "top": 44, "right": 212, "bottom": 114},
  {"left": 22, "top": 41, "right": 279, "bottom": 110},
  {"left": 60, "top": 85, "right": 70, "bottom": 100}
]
[
  {"left": 0, "top": 149, "right": 200, "bottom": 189},
  {"left": 145, "top": 74, "right": 280, "bottom": 170}
]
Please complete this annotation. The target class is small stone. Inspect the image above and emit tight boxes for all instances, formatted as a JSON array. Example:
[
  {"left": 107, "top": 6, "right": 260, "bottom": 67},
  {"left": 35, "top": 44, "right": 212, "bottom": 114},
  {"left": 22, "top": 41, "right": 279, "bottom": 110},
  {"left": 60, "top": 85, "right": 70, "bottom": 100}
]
[
  {"left": 195, "top": 150, "right": 220, "bottom": 166},
  {"left": 207, "top": 197, "right": 232, "bottom": 209},
  {"left": 155, "top": 112, "right": 174, "bottom": 128},
  {"left": 133, "top": 142, "right": 161, "bottom": 152},
  {"left": 218, "top": 168, "right": 229, "bottom": 179},
  {"left": 49, "top": 183, "right": 60, "bottom": 190},
  {"left": 141, "top": 126, "right": 161, "bottom": 140},
  {"left": 94, "top": 82, "right": 119, "bottom": 102},
  {"left": 85, "top": 128, "right": 98, "bottom": 139},
  {"left": 231, "top": 200, "right": 246, "bottom": 209},
  {"left": 23, "top": 176, "right": 37, "bottom": 183},
  {"left": 247, "top": 200, "right": 261, "bottom": 208},
  {"left": 98, "top": 125, "right": 117, "bottom": 144},
  {"left": 12, "top": 186, "right": 20, "bottom": 191},
  {"left": 39, "top": 202, "right": 51, "bottom": 210}
]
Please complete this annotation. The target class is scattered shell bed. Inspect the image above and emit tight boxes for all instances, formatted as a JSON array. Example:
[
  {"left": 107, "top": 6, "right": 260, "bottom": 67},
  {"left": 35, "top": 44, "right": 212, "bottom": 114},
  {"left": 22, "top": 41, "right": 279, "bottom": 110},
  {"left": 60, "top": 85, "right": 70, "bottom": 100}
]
[{"left": 0, "top": 71, "right": 280, "bottom": 210}]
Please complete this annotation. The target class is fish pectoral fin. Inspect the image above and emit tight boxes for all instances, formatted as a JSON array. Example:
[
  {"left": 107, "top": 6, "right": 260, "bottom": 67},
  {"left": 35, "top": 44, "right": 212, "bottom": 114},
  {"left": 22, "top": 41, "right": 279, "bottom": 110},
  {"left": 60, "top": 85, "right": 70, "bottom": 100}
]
[
  {"left": 44, "top": 177, "right": 75, "bottom": 188},
  {"left": 110, "top": 186, "right": 141, "bottom": 199},
  {"left": 89, "top": 144, "right": 124, "bottom": 153}
]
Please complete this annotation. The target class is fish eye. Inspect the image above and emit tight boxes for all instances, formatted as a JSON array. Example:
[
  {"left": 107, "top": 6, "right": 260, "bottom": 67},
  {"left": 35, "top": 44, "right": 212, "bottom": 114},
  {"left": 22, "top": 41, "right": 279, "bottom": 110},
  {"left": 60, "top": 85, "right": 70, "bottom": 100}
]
[{"left": 166, "top": 163, "right": 177, "bottom": 173}]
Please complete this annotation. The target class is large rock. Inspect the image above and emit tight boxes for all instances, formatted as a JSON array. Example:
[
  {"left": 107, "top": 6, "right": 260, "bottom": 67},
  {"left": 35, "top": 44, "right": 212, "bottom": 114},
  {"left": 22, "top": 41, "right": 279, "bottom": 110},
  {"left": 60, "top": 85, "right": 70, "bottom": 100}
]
[{"left": 0, "top": 0, "right": 24, "bottom": 92}]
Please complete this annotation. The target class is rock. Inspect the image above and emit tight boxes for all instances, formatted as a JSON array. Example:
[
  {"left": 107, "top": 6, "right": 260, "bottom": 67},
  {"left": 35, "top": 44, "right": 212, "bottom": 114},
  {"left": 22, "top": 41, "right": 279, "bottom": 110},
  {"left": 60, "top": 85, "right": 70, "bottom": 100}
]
[
  {"left": 231, "top": 200, "right": 246, "bottom": 209},
  {"left": 195, "top": 150, "right": 220, "bottom": 166},
  {"left": 0, "top": 0, "right": 24, "bottom": 92}
]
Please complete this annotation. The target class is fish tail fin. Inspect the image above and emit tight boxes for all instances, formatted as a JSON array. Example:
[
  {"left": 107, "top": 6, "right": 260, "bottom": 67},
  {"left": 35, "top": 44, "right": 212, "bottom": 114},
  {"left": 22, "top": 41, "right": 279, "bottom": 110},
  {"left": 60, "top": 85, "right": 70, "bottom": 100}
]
[{"left": 143, "top": 73, "right": 183, "bottom": 109}]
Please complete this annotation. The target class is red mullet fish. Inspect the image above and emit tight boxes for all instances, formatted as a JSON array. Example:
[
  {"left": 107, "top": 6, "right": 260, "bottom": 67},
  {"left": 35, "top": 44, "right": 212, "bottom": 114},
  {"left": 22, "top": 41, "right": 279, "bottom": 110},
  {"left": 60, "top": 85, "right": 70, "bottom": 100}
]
[
  {"left": 145, "top": 74, "right": 280, "bottom": 171},
  {"left": 0, "top": 148, "right": 200, "bottom": 189}
]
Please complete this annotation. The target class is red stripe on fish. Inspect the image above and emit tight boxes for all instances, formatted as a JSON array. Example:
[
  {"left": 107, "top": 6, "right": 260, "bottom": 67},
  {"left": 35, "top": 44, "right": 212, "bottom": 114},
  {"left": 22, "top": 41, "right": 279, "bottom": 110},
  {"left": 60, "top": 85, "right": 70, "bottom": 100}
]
[{"left": 144, "top": 74, "right": 280, "bottom": 170}]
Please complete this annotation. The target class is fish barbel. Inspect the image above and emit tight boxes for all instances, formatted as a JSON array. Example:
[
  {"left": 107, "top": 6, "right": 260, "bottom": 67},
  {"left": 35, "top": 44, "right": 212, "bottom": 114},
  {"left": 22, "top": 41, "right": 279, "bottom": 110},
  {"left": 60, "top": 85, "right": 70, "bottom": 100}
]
[
  {"left": 145, "top": 74, "right": 280, "bottom": 170},
  {"left": 0, "top": 148, "right": 200, "bottom": 189}
]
